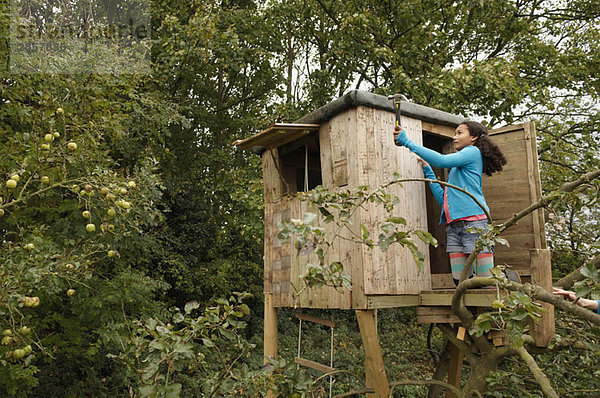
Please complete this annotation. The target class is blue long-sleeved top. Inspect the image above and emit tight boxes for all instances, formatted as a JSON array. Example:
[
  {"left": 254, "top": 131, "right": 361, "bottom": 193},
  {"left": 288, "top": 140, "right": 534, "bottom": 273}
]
[{"left": 395, "top": 131, "right": 489, "bottom": 224}]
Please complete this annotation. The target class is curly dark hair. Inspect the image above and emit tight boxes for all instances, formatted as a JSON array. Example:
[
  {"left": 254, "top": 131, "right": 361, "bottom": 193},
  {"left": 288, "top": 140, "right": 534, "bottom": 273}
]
[{"left": 461, "top": 120, "right": 507, "bottom": 176}]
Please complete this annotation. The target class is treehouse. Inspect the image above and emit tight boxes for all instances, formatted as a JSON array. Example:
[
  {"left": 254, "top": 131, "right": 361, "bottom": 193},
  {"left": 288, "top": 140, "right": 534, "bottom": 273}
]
[{"left": 234, "top": 90, "right": 554, "bottom": 396}]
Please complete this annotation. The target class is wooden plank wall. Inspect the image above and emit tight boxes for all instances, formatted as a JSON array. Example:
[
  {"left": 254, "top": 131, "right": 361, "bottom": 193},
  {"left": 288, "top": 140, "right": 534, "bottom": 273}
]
[
  {"left": 288, "top": 198, "right": 353, "bottom": 309},
  {"left": 484, "top": 123, "right": 547, "bottom": 274},
  {"left": 350, "top": 106, "right": 431, "bottom": 296}
]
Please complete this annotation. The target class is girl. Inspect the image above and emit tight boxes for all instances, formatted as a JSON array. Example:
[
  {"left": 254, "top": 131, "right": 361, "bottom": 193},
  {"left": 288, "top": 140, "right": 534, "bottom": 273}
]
[{"left": 394, "top": 121, "right": 507, "bottom": 286}]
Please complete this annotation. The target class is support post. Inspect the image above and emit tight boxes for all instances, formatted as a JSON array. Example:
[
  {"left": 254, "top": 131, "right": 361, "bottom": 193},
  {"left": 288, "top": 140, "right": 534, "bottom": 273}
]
[
  {"left": 446, "top": 341, "right": 463, "bottom": 398},
  {"left": 530, "top": 248, "right": 555, "bottom": 347},
  {"left": 264, "top": 293, "right": 278, "bottom": 398},
  {"left": 356, "top": 309, "right": 390, "bottom": 398},
  {"left": 264, "top": 293, "right": 278, "bottom": 363}
]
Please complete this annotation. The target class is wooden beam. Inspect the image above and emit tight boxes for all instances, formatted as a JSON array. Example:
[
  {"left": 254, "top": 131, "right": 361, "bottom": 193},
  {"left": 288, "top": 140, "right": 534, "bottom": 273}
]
[
  {"left": 295, "top": 357, "right": 336, "bottom": 374},
  {"left": 295, "top": 313, "right": 336, "bottom": 328},
  {"left": 264, "top": 293, "right": 278, "bottom": 364},
  {"left": 356, "top": 310, "right": 390, "bottom": 398},
  {"left": 530, "top": 249, "right": 555, "bottom": 347},
  {"left": 367, "top": 294, "right": 419, "bottom": 309},
  {"left": 421, "top": 121, "right": 456, "bottom": 139},
  {"left": 446, "top": 341, "right": 463, "bottom": 398},
  {"left": 279, "top": 131, "right": 320, "bottom": 156},
  {"left": 417, "top": 306, "right": 460, "bottom": 324},
  {"left": 233, "top": 123, "right": 320, "bottom": 149},
  {"left": 419, "top": 290, "right": 496, "bottom": 307}
]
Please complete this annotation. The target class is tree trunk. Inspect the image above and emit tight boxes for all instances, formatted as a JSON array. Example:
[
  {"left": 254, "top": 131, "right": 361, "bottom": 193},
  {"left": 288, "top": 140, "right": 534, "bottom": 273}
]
[
  {"left": 462, "top": 357, "right": 500, "bottom": 398},
  {"left": 428, "top": 340, "right": 451, "bottom": 398}
]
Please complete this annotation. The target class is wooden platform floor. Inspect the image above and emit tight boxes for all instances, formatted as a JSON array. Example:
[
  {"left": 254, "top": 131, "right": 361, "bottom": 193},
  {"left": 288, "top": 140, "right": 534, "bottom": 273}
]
[{"left": 367, "top": 289, "right": 497, "bottom": 309}]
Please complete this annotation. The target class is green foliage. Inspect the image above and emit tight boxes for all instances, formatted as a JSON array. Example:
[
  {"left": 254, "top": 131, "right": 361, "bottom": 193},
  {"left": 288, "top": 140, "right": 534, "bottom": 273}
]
[
  {"left": 105, "top": 292, "right": 306, "bottom": 397},
  {"left": 471, "top": 276, "right": 543, "bottom": 346},
  {"left": 573, "top": 263, "right": 600, "bottom": 300}
]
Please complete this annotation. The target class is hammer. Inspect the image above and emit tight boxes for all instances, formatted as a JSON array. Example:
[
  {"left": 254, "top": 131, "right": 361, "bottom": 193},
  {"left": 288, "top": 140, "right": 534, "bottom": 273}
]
[{"left": 388, "top": 93, "right": 408, "bottom": 146}]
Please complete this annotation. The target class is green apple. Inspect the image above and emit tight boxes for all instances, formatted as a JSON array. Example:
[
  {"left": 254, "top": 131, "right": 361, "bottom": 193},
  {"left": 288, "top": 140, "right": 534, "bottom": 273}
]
[
  {"left": 107, "top": 224, "right": 115, "bottom": 232},
  {"left": 107, "top": 208, "right": 116, "bottom": 218},
  {"left": 1, "top": 336, "right": 13, "bottom": 345},
  {"left": 99, "top": 187, "right": 109, "bottom": 196},
  {"left": 116, "top": 200, "right": 131, "bottom": 209},
  {"left": 24, "top": 243, "right": 34, "bottom": 251},
  {"left": 67, "top": 142, "right": 77, "bottom": 151},
  {"left": 20, "top": 326, "right": 31, "bottom": 336},
  {"left": 56, "top": 107, "right": 64, "bottom": 115},
  {"left": 23, "top": 297, "right": 34, "bottom": 308},
  {"left": 53, "top": 132, "right": 60, "bottom": 138},
  {"left": 2, "top": 329, "right": 12, "bottom": 336},
  {"left": 6, "top": 179, "right": 17, "bottom": 189},
  {"left": 31, "top": 297, "right": 40, "bottom": 307},
  {"left": 12, "top": 348, "right": 26, "bottom": 360},
  {"left": 0, "top": 209, "right": 4, "bottom": 218},
  {"left": 67, "top": 289, "right": 76, "bottom": 297},
  {"left": 85, "top": 223, "right": 96, "bottom": 233},
  {"left": 65, "top": 263, "right": 74, "bottom": 269},
  {"left": 10, "top": 175, "right": 19, "bottom": 182},
  {"left": 82, "top": 210, "right": 91, "bottom": 218},
  {"left": 41, "top": 176, "right": 50, "bottom": 184},
  {"left": 23, "top": 345, "right": 32, "bottom": 355},
  {"left": 107, "top": 250, "right": 116, "bottom": 258},
  {"left": 41, "top": 143, "right": 51, "bottom": 150},
  {"left": 127, "top": 181, "right": 137, "bottom": 189},
  {"left": 119, "top": 188, "right": 127, "bottom": 195},
  {"left": 44, "top": 133, "right": 54, "bottom": 142}
]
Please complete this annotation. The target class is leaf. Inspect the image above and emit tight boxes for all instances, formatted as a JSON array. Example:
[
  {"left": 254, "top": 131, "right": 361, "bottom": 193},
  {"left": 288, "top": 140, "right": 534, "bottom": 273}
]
[
  {"left": 165, "top": 383, "right": 182, "bottom": 398},
  {"left": 184, "top": 301, "right": 200, "bottom": 314},
  {"left": 388, "top": 216, "right": 406, "bottom": 225},
  {"left": 361, "top": 223, "right": 369, "bottom": 239},
  {"left": 302, "top": 212, "right": 317, "bottom": 224},
  {"left": 319, "top": 207, "right": 332, "bottom": 218},
  {"left": 510, "top": 308, "right": 529, "bottom": 321},
  {"left": 580, "top": 263, "right": 596, "bottom": 279},
  {"left": 139, "top": 384, "right": 158, "bottom": 398},
  {"left": 149, "top": 340, "right": 168, "bottom": 351},
  {"left": 414, "top": 230, "right": 438, "bottom": 247}
]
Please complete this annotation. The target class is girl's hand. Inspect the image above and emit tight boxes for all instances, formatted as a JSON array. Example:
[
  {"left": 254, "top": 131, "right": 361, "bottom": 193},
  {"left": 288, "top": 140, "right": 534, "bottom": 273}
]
[
  {"left": 416, "top": 155, "right": 428, "bottom": 168},
  {"left": 393, "top": 125, "right": 409, "bottom": 146}
]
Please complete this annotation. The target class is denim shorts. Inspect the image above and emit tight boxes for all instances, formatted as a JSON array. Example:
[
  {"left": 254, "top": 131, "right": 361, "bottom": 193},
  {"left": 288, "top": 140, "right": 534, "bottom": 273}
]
[{"left": 445, "top": 219, "right": 493, "bottom": 254}]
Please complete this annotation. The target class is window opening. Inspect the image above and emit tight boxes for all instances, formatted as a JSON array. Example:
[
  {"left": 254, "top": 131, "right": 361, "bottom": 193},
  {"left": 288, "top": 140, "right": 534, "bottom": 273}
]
[{"left": 279, "top": 133, "right": 322, "bottom": 194}]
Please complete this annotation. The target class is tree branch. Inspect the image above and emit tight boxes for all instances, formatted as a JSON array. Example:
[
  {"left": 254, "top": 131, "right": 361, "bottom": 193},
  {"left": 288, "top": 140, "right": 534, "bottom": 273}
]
[
  {"left": 516, "top": 346, "right": 559, "bottom": 398},
  {"left": 436, "top": 324, "right": 478, "bottom": 364},
  {"left": 555, "top": 254, "right": 600, "bottom": 289},
  {"left": 490, "top": 278, "right": 600, "bottom": 326},
  {"left": 449, "top": 279, "right": 494, "bottom": 353}
]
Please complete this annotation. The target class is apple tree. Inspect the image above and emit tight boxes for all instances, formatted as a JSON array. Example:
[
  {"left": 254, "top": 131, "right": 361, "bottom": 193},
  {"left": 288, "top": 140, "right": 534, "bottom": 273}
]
[{"left": 0, "top": 67, "right": 180, "bottom": 396}]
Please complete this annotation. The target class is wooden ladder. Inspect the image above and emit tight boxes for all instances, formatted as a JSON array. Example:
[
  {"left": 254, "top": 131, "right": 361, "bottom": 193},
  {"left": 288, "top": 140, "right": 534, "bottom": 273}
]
[{"left": 295, "top": 313, "right": 336, "bottom": 397}]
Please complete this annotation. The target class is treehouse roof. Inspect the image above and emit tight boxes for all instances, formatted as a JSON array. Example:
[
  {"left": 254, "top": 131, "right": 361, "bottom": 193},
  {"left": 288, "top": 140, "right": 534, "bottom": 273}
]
[{"left": 233, "top": 90, "right": 465, "bottom": 150}]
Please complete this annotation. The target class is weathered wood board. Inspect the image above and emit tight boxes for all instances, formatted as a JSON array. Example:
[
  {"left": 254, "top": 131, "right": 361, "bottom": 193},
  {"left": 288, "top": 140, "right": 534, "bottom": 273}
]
[{"left": 484, "top": 123, "right": 547, "bottom": 277}]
